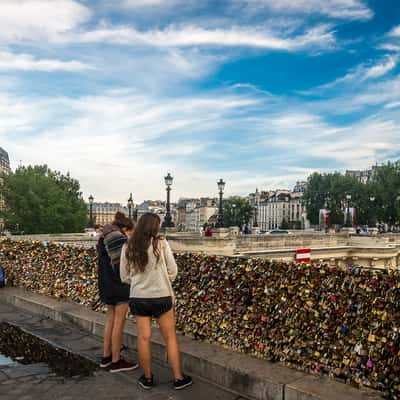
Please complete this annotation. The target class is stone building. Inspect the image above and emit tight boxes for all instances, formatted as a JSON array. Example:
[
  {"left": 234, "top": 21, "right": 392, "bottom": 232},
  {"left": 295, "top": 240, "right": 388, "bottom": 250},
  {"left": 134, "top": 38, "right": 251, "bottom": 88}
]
[
  {"left": 89, "top": 202, "right": 129, "bottom": 226},
  {"left": 177, "top": 198, "right": 217, "bottom": 231},
  {"left": 345, "top": 169, "right": 372, "bottom": 184},
  {"left": 257, "top": 187, "right": 307, "bottom": 231},
  {"left": 0, "top": 147, "right": 11, "bottom": 229},
  {"left": 0, "top": 148, "right": 10, "bottom": 174},
  {"left": 136, "top": 200, "right": 177, "bottom": 226}
]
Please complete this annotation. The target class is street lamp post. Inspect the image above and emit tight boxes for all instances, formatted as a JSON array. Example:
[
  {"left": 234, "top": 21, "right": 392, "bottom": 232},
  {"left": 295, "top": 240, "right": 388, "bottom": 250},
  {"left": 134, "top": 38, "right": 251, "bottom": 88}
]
[
  {"left": 216, "top": 179, "right": 225, "bottom": 228},
  {"left": 345, "top": 194, "right": 352, "bottom": 228},
  {"left": 369, "top": 196, "right": 375, "bottom": 228},
  {"left": 162, "top": 173, "right": 174, "bottom": 228},
  {"left": 253, "top": 188, "right": 259, "bottom": 228},
  {"left": 127, "top": 193, "right": 133, "bottom": 219},
  {"left": 88, "top": 195, "right": 94, "bottom": 228}
]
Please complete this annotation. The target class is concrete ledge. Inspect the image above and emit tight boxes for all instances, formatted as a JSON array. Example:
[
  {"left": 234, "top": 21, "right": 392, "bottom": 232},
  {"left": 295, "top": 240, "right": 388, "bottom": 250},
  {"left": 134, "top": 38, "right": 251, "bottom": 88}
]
[{"left": 0, "top": 287, "right": 383, "bottom": 400}]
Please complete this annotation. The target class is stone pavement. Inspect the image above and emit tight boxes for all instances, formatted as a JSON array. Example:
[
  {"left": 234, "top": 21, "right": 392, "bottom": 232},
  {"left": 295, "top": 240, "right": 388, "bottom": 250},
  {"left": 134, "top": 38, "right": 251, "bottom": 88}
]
[{"left": 0, "top": 302, "right": 245, "bottom": 400}]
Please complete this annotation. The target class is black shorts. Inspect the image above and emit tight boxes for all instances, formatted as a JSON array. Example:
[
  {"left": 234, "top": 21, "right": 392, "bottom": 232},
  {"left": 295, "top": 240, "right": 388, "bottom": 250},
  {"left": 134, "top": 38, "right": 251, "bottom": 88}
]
[{"left": 129, "top": 297, "right": 173, "bottom": 318}]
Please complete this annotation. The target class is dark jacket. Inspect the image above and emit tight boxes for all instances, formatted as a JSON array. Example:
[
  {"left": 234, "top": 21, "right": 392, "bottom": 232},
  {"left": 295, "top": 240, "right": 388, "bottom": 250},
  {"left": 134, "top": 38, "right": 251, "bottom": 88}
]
[{"left": 97, "top": 228, "right": 130, "bottom": 305}]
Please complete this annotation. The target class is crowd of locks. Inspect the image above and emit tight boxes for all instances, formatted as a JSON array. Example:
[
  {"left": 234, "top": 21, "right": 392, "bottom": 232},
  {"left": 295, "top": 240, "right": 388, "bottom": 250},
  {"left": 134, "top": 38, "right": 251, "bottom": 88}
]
[{"left": 0, "top": 238, "right": 399, "bottom": 399}]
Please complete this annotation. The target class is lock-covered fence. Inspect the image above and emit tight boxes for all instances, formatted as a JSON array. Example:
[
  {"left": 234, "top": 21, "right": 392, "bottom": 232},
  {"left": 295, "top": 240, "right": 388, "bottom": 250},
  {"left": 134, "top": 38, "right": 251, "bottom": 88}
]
[{"left": 0, "top": 239, "right": 399, "bottom": 399}]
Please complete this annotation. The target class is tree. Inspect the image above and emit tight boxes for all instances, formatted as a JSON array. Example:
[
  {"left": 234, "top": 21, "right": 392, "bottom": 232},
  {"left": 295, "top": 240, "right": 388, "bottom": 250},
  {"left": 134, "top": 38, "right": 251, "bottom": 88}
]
[
  {"left": 372, "top": 161, "right": 400, "bottom": 227},
  {"left": 1, "top": 165, "right": 88, "bottom": 234},
  {"left": 223, "top": 196, "right": 253, "bottom": 228},
  {"left": 303, "top": 161, "right": 400, "bottom": 229},
  {"left": 303, "top": 172, "right": 363, "bottom": 227}
]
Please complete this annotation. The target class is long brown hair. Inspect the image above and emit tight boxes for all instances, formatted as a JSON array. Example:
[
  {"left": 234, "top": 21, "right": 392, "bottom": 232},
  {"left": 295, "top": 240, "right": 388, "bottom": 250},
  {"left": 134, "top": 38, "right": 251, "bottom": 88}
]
[{"left": 125, "top": 213, "right": 161, "bottom": 272}]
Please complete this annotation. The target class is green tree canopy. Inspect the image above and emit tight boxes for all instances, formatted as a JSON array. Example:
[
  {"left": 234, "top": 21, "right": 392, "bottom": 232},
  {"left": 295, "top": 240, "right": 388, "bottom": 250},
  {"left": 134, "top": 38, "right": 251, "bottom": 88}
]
[
  {"left": 223, "top": 196, "right": 253, "bottom": 227},
  {"left": 1, "top": 165, "right": 88, "bottom": 234},
  {"left": 303, "top": 161, "right": 400, "bottom": 228}
]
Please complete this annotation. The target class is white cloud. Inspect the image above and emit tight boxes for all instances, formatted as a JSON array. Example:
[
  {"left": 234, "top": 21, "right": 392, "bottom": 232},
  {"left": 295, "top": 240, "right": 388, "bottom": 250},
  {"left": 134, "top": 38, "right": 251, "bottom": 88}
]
[
  {"left": 390, "top": 25, "right": 400, "bottom": 37},
  {"left": 0, "top": 0, "right": 90, "bottom": 44},
  {"left": 0, "top": 93, "right": 41, "bottom": 135},
  {"left": 363, "top": 56, "right": 397, "bottom": 79},
  {"left": 2, "top": 89, "right": 262, "bottom": 201},
  {"left": 313, "top": 55, "right": 398, "bottom": 91},
  {"left": 0, "top": 50, "right": 93, "bottom": 72},
  {"left": 380, "top": 44, "right": 400, "bottom": 52},
  {"left": 122, "top": 0, "right": 177, "bottom": 7},
  {"left": 238, "top": 0, "right": 373, "bottom": 20},
  {"left": 258, "top": 110, "right": 400, "bottom": 169},
  {"left": 69, "top": 23, "right": 335, "bottom": 51},
  {"left": 384, "top": 101, "right": 400, "bottom": 109}
]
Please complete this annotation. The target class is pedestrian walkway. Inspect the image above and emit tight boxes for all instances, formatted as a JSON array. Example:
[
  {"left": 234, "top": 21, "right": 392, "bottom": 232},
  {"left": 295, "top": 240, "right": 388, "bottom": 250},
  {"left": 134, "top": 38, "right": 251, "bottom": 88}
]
[{"left": 0, "top": 302, "right": 244, "bottom": 400}]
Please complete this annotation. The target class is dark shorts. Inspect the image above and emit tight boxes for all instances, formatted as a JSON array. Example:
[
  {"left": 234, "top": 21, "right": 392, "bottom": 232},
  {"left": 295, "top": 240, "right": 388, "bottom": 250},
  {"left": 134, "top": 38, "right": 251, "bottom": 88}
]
[
  {"left": 129, "top": 297, "right": 172, "bottom": 318},
  {"left": 105, "top": 300, "right": 129, "bottom": 307}
]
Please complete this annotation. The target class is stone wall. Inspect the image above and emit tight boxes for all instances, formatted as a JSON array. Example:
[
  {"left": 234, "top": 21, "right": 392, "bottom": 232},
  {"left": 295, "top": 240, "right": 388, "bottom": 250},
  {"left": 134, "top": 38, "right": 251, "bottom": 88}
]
[{"left": 0, "top": 238, "right": 399, "bottom": 399}]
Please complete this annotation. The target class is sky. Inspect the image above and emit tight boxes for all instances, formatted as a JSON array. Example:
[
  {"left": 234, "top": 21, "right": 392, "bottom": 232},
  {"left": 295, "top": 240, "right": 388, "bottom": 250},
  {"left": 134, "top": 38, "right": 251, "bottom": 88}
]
[{"left": 1, "top": 0, "right": 400, "bottom": 203}]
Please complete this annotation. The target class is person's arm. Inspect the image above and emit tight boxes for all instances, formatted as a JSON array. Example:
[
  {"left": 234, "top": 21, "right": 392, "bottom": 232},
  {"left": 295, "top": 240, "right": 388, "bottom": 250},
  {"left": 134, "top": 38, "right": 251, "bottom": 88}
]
[
  {"left": 119, "top": 244, "right": 131, "bottom": 284},
  {"left": 162, "top": 239, "right": 178, "bottom": 282}
]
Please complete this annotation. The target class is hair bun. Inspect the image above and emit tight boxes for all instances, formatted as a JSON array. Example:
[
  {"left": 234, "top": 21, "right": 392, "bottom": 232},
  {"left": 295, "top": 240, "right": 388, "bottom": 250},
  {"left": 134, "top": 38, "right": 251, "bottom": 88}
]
[{"left": 114, "top": 211, "right": 126, "bottom": 219}]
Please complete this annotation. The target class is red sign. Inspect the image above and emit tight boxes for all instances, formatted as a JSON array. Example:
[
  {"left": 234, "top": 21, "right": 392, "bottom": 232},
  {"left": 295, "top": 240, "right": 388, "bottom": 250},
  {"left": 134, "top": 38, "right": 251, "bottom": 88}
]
[{"left": 296, "top": 248, "right": 311, "bottom": 263}]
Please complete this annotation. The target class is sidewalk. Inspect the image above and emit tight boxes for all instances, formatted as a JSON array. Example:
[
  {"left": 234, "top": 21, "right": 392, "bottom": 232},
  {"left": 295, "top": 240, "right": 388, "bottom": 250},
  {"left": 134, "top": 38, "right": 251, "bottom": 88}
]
[
  {"left": 0, "top": 301, "right": 244, "bottom": 400},
  {"left": 0, "top": 288, "right": 384, "bottom": 400}
]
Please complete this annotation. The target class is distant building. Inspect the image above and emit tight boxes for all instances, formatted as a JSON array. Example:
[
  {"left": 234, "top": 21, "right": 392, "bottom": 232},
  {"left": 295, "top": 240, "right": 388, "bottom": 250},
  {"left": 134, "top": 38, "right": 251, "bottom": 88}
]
[
  {"left": 0, "top": 148, "right": 10, "bottom": 174},
  {"left": 136, "top": 200, "right": 177, "bottom": 226},
  {"left": 258, "top": 189, "right": 307, "bottom": 230},
  {"left": 0, "top": 147, "right": 10, "bottom": 229},
  {"left": 346, "top": 169, "right": 372, "bottom": 184},
  {"left": 293, "top": 181, "right": 307, "bottom": 193},
  {"left": 177, "top": 197, "right": 217, "bottom": 231},
  {"left": 89, "top": 202, "right": 129, "bottom": 226}
]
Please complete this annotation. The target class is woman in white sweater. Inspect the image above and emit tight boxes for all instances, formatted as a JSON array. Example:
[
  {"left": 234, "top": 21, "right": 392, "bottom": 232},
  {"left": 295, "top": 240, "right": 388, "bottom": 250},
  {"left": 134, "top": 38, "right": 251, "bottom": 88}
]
[{"left": 120, "top": 213, "right": 192, "bottom": 391}]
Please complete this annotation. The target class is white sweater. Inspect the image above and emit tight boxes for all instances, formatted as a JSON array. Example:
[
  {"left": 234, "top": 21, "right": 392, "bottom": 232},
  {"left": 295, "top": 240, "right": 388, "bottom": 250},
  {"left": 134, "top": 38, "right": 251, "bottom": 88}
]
[{"left": 120, "top": 238, "right": 177, "bottom": 299}]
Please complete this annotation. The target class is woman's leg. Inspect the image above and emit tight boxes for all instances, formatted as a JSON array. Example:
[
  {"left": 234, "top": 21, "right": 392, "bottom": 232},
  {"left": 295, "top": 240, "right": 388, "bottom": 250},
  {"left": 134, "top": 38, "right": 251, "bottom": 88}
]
[
  {"left": 103, "top": 305, "right": 115, "bottom": 357},
  {"left": 136, "top": 316, "right": 152, "bottom": 378},
  {"left": 111, "top": 303, "right": 128, "bottom": 362},
  {"left": 157, "top": 309, "right": 183, "bottom": 380}
]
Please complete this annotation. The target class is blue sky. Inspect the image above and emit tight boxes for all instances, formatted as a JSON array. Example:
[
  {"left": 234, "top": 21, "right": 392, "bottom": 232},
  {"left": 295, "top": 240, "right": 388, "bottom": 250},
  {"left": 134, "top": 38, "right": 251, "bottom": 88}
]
[{"left": 1, "top": 0, "right": 400, "bottom": 202}]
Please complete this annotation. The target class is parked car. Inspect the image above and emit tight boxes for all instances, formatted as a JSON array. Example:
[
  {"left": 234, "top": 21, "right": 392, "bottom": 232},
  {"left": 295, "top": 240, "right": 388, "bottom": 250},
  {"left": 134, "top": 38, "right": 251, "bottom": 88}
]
[{"left": 267, "top": 229, "right": 289, "bottom": 235}]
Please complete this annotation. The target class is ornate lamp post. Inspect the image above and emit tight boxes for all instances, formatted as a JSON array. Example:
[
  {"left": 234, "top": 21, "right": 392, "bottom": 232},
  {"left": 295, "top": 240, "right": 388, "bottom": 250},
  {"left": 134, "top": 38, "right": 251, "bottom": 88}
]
[
  {"left": 162, "top": 173, "right": 174, "bottom": 228},
  {"left": 345, "top": 194, "right": 352, "bottom": 228},
  {"left": 232, "top": 203, "right": 237, "bottom": 226},
  {"left": 369, "top": 196, "right": 375, "bottom": 228},
  {"left": 253, "top": 188, "right": 259, "bottom": 228},
  {"left": 88, "top": 195, "right": 94, "bottom": 228},
  {"left": 127, "top": 193, "right": 133, "bottom": 219},
  {"left": 216, "top": 179, "right": 225, "bottom": 228}
]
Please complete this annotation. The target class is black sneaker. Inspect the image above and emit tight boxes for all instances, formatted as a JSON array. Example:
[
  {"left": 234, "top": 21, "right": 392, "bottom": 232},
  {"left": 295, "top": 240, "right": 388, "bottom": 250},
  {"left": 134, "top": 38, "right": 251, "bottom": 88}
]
[
  {"left": 110, "top": 358, "right": 139, "bottom": 373},
  {"left": 99, "top": 355, "right": 112, "bottom": 368},
  {"left": 174, "top": 374, "right": 193, "bottom": 390},
  {"left": 138, "top": 374, "right": 154, "bottom": 390}
]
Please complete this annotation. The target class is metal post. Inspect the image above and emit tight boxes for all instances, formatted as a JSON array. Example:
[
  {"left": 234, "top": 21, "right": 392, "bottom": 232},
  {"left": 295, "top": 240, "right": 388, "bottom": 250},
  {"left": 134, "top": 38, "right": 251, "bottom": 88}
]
[
  {"left": 128, "top": 193, "right": 133, "bottom": 219},
  {"left": 162, "top": 173, "right": 174, "bottom": 228},
  {"left": 88, "top": 195, "right": 94, "bottom": 228},
  {"left": 164, "top": 186, "right": 173, "bottom": 227},
  {"left": 345, "top": 194, "right": 352, "bottom": 228},
  {"left": 217, "top": 190, "right": 223, "bottom": 227}
]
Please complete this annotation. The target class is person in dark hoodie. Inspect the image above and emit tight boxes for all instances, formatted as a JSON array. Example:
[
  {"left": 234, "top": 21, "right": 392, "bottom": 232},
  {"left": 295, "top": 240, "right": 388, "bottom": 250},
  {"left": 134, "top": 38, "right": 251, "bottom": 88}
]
[{"left": 97, "top": 211, "right": 138, "bottom": 373}]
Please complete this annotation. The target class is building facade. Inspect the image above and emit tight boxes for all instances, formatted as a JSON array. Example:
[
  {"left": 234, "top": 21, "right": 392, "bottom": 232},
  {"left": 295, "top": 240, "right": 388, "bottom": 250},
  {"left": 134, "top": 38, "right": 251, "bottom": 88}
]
[
  {"left": 0, "top": 148, "right": 10, "bottom": 174},
  {"left": 0, "top": 147, "right": 11, "bottom": 229},
  {"left": 89, "top": 202, "right": 129, "bottom": 226},
  {"left": 176, "top": 198, "right": 217, "bottom": 231},
  {"left": 257, "top": 187, "right": 307, "bottom": 231},
  {"left": 345, "top": 169, "right": 372, "bottom": 184},
  {"left": 136, "top": 200, "right": 177, "bottom": 226}
]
